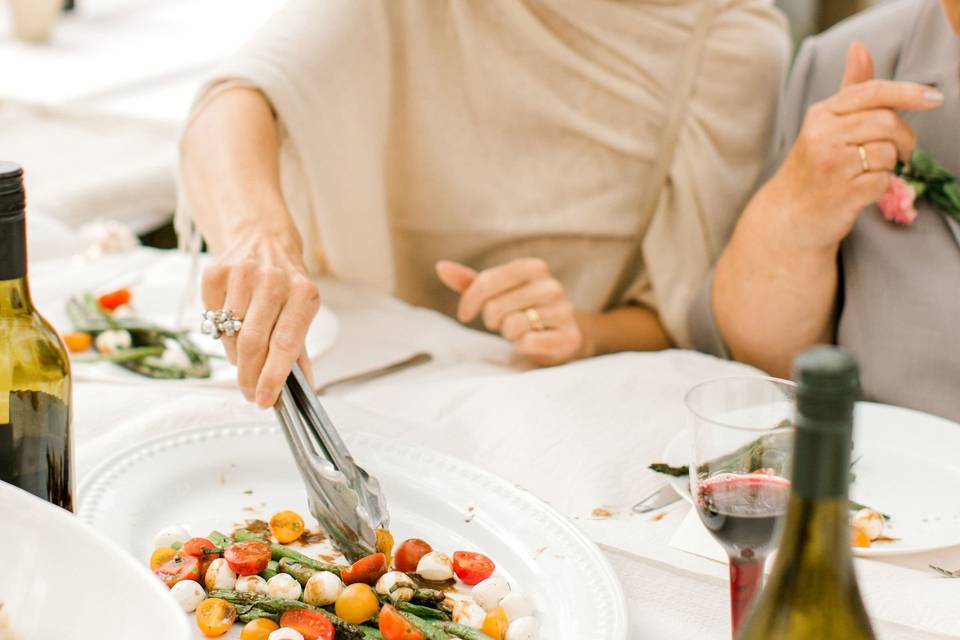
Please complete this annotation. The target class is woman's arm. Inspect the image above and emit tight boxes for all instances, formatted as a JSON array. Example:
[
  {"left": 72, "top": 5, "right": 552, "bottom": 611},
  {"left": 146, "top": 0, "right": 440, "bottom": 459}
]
[
  {"left": 577, "top": 307, "right": 672, "bottom": 356},
  {"left": 712, "top": 44, "right": 940, "bottom": 376},
  {"left": 180, "top": 87, "right": 320, "bottom": 406}
]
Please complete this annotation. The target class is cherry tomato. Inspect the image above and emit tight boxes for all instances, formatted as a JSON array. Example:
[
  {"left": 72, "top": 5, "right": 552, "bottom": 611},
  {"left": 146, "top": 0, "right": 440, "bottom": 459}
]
[
  {"left": 851, "top": 525, "right": 871, "bottom": 548},
  {"left": 183, "top": 537, "right": 219, "bottom": 558},
  {"left": 240, "top": 618, "right": 280, "bottom": 640},
  {"left": 195, "top": 597, "right": 237, "bottom": 637},
  {"left": 279, "top": 610, "right": 335, "bottom": 640},
  {"left": 224, "top": 540, "right": 272, "bottom": 576},
  {"left": 378, "top": 604, "right": 426, "bottom": 640},
  {"left": 341, "top": 552, "right": 388, "bottom": 585},
  {"left": 269, "top": 510, "right": 306, "bottom": 544},
  {"left": 154, "top": 554, "right": 200, "bottom": 588},
  {"left": 150, "top": 546, "right": 178, "bottom": 570},
  {"left": 97, "top": 288, "right": 132, "bottom": 311},
  {"left": 394, "top": 539, "right": 432, "bottom": 573},
  {"left": 452, "top": 551, "right": 495, "bottom": 585},
  {"left": 481, "top": 607, "right": 509, "bottom": 640},
  {"left": 63, "top": 331, "right": 92, "bottom": 353},
  {"left": 376, "top": 528, "right": 395, "bottom": 567},
  {"left": 334, "top": 583, "right": 380, "bottom": 624}
]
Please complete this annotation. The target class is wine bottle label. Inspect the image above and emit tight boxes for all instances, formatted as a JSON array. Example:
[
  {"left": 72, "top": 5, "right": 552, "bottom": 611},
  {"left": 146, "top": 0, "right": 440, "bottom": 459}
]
[{"left": 0, "top": 390, "right": 72, "bottom": 510}]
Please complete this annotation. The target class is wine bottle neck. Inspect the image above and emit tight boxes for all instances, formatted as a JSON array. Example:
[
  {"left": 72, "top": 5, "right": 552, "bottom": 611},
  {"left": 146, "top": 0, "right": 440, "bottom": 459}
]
[{"left": 0, "top": 213, "right": 32, "bottom": 315}]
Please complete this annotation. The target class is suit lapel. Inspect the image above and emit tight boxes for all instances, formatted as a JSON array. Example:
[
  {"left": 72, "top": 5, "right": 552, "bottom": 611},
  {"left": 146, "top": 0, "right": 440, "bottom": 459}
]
[{"left": 892, "top": 0, "right": 960, "bottom": 245}]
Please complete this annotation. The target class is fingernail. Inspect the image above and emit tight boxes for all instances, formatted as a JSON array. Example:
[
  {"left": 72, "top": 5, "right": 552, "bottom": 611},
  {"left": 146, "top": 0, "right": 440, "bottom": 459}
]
[
  {"left": 255, "top": 389, "right": 274, "bottom": 407},
  {"left": 924, "top": 89, "right": 944, "bottom": 103}
]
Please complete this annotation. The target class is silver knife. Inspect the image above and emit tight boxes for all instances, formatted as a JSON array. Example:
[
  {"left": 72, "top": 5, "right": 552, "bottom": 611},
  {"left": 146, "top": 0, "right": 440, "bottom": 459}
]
[{"left": 631, "top": 483, "right": 682, "bottom": 514}]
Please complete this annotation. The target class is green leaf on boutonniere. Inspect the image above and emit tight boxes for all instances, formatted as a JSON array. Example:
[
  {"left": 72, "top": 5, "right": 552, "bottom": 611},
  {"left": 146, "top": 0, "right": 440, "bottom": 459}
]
[{"left": 897, "top": 148, "right": 960, "bottom": 221}]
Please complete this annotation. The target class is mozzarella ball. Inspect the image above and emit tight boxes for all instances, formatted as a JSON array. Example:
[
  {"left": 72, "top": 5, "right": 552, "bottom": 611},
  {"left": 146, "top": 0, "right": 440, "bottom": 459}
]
[
  {"left": 153, "top": 525, "right": 190, "bottom": 549},
  {"left": 267, "top": 573, "right": 303, "bottom": 601},
  {"left": 452, "top": 600, "right": 486, "bottom": 629},
  {"left": 235, "top": 574, "right": 269, "bottom": 594},
  {"left": 94, "top": 329, "right": 132, "bottom": 354},
  {"left": 304, "top": 572, "right": 344, "bottom": 606},
  {"left": 110, "top": 304, "right": 136, "bottom": 319},
  {"left": 268, "top": 629, "right": 305, "bottom": 640},
  {"left": 500, "top": 592, "right": 534, "bottom": 621},
  {"left": 416, "top": 551, "right": 453, "bottom": 581},
  {"left": 852, "top": 508, "right": 884, "bottom": 541},
  {"left": 169, "top": 580, "right": 205, "bottom": 612},
  {"left": 505, "top": 616, "right": 540, "bottom": 640},
  {"left": 160, "top": 346, "right": 192, "bottom": 370},
  {"left": 204, "top": 558, "right": 238, "bottom": 591},
  {"left": 375, "top": 571, "right": 415, "bottom": 604},
  {"left": 472, "top": 576, "right": 511, "bottom": 611}
]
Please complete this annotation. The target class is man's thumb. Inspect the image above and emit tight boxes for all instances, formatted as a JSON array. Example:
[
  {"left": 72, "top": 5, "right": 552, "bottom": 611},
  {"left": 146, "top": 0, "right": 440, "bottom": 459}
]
[{"left": 841, "top": 41, "right": 874, "bottom": 89}]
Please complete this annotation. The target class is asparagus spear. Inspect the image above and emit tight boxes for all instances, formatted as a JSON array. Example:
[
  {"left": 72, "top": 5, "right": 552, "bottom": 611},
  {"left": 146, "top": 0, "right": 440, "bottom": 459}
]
[
  {"left": 399, "top": 612, "right": 450, "bottom": 640},
  {"left": 261, "top": 560, "right": 280, "bottom": 580},
  {"left": 278, "top": 557, "right": 317, "bottom": 585},
  {"left": 433, "top": 622, "right": 495, "bottom": 640},
  {"left": 411, "top": 589, "right": 446, "bottom": 606},
  {"left": 234, "top": 529, "right": 344, "bottom": 576},
  {"left": 207, "top": 531, "right": 233, "bottom": 549},
  {"left": 360, "top": 628, "right": 385, "bottom": 640},
  {"left": 209, "top": 590, "right": 364, "bottom": 639},
  {"left": 396, "top": 602, "right": 450, "bottom": 621},
  {"left": 237, "top": 607, "right": 279, "bottom": 624}
]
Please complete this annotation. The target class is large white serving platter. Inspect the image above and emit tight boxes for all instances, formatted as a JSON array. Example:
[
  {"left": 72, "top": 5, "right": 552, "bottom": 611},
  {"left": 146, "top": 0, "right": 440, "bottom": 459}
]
[
  {"left": 0, "top": 482, "right": 190, "bottom": 640},
  {"left": 77, "top": 423, "right": 628, "bottom": 640},
  {"left": 662, "top": 402, "right": 960, "bottom": 557}
]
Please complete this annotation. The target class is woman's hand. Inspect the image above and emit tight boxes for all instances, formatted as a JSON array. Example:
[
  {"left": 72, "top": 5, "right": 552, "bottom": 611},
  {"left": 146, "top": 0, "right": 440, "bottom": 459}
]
[
  {"left": 767, "top": 42, "right": 942, "bottom": 252},
  {"left": 436, "top": 259, "right": 589, "bottom": 366},
  {"left": 202, "top": 234, "right": 320, "bottom": 407}
]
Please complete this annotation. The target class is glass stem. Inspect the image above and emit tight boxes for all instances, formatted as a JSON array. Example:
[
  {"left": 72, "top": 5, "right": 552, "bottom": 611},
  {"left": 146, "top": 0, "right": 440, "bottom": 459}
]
[{"left": 729, "top": 555, "right": 764, "bottom": 636}]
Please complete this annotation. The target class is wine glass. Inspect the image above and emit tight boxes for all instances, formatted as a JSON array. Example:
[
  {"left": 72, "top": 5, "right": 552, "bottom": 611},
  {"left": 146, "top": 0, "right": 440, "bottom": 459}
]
[{"left": 686, "top": 376, "right": 795, "bottom": 637}]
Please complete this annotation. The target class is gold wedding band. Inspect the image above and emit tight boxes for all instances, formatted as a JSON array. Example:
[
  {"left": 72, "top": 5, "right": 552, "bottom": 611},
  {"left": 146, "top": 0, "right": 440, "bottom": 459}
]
[
  {"left": 524, "top": 307, "right": 546, "bottom": 332},
  {"left": 857, "top": 144, "right": 870, "bottom": 173}
]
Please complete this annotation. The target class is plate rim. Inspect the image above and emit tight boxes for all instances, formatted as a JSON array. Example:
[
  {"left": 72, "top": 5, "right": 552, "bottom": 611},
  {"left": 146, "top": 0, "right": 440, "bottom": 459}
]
[
  {"left": 78, "top": 421, "right": 630, "bottom": 640},
  {"left": 661, "top": 401, "right": 960, "bottom": 558}
]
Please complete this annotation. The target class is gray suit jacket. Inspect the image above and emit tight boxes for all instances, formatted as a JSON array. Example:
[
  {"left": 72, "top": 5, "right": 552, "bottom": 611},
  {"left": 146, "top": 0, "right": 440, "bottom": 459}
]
[{"left": 689, "top": 0, "right": 960, "bottom": 421}]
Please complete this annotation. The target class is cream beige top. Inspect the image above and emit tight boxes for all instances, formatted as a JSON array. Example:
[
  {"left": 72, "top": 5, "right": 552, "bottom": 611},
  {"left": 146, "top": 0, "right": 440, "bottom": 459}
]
[{"left": 178, "top": 0, "right": 788, "bottom": 346}]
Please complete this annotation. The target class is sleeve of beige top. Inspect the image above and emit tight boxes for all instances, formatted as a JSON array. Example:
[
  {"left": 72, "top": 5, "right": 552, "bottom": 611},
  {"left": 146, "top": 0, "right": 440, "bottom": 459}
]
[
  {"left": 623, "top": 0, "right": 790, "bottom": 348},
  {"left": 687, "top": 35, "right": 821, "bottom": 356},
  {"left": 175, "top": 0, "right": 394, "bottom": 282}
]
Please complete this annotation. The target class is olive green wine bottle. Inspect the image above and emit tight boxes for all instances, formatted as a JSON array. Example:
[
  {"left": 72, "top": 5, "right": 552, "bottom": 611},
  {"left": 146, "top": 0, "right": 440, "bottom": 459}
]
[
  {"left": 737, "top": 346, "right": 875, "bottom": 640},
  {"left": 0, "top": 162, "right": 73, "bottom": 511}
]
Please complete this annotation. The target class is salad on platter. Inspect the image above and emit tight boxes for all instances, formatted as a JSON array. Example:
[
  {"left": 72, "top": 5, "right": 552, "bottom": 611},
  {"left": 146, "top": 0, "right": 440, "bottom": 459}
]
[{"left": 149, "top": 511, "right": 538, "bottom": 640}]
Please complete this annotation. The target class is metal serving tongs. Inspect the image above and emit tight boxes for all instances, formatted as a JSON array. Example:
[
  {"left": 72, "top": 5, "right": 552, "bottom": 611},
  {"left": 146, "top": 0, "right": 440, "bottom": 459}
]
[{"left": 274, "top": 364, "right": 389, "bottom": 562}]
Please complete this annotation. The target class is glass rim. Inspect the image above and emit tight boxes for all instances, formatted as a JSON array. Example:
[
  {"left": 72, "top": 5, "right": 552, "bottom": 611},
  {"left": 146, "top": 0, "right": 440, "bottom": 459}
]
[{"left": 684, "top": 375, "right": 797, "bottom": 433}]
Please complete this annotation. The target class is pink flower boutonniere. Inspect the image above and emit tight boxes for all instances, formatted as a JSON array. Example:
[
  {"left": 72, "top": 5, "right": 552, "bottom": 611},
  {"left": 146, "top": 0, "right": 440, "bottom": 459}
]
[{"left": 878, "top": 149, "right": 960, "bottom": 226}]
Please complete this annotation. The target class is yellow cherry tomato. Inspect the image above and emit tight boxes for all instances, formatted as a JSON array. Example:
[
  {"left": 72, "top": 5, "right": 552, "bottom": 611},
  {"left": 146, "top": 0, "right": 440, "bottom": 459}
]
[
  {"left": 240, "top": 617, "right": 280, "bottom": 640},
  {"left": 851, "top": 525, "right": 872, "bottom": 548},
  {"left": 150, "top": 546, "right": 178, "bottom": 570},
  {"left": 269, "top": 510, "right": 305, "bottom": 544},
  {"left": 196, "top": 598, "right": 237, "bottom": 637},
  {"left": 334, "top": 583, "right": 380, "bottom": 624},
  {"left": 481, "top": 607, "right": 509, "bottom": 640},
  {"left": 376, "top": 528, "right": 395, "bottom": 568}
]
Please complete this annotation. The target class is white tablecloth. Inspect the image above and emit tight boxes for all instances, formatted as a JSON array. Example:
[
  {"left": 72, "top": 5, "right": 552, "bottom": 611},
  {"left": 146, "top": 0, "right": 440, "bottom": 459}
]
[{"left": 31, "top": 246, "right": 958, "bottom": 640}]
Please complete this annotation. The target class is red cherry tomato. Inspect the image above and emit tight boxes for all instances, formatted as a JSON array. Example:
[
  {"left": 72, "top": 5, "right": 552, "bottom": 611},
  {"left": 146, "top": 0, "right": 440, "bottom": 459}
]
[
  {"left": 341, "top": 552, "right": 388, "bottom": 585},
  {"left": 278, "top": 610, "right": 335, "bottom": 640},
  {"left": 182, "top": 537, "right": 219, "bottom": 558},
  {"left": 154, "top": 554, "right": 200, "bottom": 588},
  {"left": 97, "top": 288, "right": 132, "bottom": 311},
  {"left": 378, "top": 604, "right": 426, "bottom": 640},
  {"left": 394, "top": 539, "right": 432, "bottom": 573},
  {"left": 224, "top": 540, "right": 272, "bottom": 576},
  {"left": 452, "top": 551, "right": 495, "bottom": 585}
]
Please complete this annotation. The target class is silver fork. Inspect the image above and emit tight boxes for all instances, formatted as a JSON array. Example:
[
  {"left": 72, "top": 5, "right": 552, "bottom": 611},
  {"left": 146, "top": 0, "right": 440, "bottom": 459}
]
[
  {"left": 275, "top": 364, "right": 389, "bottom": 562},
  {"left": 929, "top": 564, "right": 960, "bottom": 578}
]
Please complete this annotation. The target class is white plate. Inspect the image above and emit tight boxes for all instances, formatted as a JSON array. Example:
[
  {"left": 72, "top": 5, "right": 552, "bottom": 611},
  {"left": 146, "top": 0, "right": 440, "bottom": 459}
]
[
  {"left": 661, "top": 402, "right": 960, "bottom": 557},
  {"left": 0, "top": 482, "right": 190, "bottom": 640},
  {"left": 77, "top": 423, "right": 629, "bottom": 640}
]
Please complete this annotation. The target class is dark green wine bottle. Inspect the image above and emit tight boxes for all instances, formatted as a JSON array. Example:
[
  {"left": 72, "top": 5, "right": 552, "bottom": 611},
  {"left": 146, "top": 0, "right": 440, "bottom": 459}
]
[
  {"left": 737, "top": 346, "right": 875, "bottom": 639},
  {"left": 0, "top": 162, "right": 74, "bottom": 511}
]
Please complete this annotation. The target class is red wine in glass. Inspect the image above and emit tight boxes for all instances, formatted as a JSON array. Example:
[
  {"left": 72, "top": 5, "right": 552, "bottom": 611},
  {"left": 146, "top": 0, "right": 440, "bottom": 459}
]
[{"left": 696, "top": 473, "right": 791, "bottom": 630}]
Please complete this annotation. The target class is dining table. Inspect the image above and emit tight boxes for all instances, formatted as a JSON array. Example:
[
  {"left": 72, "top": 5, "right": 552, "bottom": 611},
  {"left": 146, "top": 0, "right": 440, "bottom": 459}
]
[{"left": 26, "top": 232, "right": 960, "bottom": 640}]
